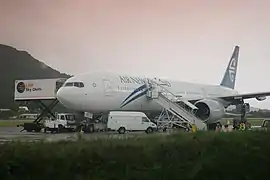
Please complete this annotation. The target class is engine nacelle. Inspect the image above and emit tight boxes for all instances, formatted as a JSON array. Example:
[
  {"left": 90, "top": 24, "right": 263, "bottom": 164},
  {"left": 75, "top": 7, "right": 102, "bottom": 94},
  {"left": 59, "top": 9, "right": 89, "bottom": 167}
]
[{"left": 194, "top": 99, "right": 225, "bottom": 124}]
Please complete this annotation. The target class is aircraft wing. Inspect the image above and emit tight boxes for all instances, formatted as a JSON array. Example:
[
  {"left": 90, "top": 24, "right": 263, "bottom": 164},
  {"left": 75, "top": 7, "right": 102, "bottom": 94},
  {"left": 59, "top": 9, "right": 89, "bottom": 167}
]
[
  {"left": 186, "top": 91, "right": 270, "bottom": 104},
  {"left": 224, "top": 112, "right": 252, "bottom": 117},
  {"left": 219, "top": 91, "right": 270, "bottom": 101}
]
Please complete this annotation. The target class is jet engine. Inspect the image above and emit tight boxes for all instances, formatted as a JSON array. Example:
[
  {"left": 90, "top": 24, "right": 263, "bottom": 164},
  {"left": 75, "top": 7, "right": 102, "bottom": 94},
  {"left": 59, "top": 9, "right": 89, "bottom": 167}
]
[{"left": 194, "top": 99, "right": 225, "bottom": 124}]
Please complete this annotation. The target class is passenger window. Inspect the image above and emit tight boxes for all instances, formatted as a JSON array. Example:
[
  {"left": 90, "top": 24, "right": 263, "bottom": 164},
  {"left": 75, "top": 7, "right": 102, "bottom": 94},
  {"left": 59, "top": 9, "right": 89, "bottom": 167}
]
[
  {"left": 60, "top": 115, "right": 65, "bottom": 120},
  {"left": 142, "top": 117, "right": 149, "bottom": 123}
]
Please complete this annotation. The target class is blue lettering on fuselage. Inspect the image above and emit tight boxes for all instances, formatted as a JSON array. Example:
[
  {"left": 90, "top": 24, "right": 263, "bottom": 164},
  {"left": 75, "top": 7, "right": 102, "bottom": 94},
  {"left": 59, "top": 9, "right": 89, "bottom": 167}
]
[
  {"left": 119, "top": 76, "right": 146, "bottom": 85},
  {"left": 119, "top": 75, "right": 171, "bottom": 87}
]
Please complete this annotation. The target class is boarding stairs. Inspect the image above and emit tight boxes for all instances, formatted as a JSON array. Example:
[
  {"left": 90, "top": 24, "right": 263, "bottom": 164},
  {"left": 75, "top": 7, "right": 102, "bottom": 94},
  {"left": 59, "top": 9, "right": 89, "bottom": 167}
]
[{"left": 145, "top": 79, "right": 207, "bottom": 131}]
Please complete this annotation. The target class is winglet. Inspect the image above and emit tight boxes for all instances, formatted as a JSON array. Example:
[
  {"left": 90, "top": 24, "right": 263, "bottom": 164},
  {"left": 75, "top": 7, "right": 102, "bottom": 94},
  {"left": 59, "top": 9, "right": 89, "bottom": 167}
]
[{"left": 220, "top": 45, "right": 240, "bottom": 89}]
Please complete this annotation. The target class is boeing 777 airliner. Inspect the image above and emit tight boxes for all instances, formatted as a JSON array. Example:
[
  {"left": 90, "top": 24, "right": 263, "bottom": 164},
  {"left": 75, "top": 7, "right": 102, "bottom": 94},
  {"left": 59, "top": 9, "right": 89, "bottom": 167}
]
[{"left": 56, "top": 46, "right": 270, "bottom": 125}]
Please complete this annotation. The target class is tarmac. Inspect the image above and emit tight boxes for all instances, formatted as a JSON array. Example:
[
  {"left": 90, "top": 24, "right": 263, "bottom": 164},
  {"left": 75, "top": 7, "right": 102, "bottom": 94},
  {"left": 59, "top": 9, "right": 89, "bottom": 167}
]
[
  {"left": 0, "top": 126, "right": 171, "bottom": 143},
  {"left": 0, "top": 125, "right": 235, "bottom": 143}
]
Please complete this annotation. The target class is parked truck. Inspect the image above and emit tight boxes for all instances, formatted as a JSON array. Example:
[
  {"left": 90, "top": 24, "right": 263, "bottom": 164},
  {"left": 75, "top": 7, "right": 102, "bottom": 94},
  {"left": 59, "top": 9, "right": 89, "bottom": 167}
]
[{"left": 44, "top": 113, "right": 77, "bottom": 133}]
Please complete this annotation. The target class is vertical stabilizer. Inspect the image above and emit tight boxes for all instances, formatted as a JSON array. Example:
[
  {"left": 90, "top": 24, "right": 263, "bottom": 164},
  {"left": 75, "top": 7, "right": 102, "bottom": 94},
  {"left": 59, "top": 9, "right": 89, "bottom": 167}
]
[{"left": 220, "top": 46, "right": 240, "bottom": 89}]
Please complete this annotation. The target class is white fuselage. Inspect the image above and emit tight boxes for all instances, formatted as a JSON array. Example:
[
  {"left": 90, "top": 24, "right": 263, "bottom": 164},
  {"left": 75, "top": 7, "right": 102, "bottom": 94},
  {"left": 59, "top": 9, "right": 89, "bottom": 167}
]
[{"left": 56, "top": 72, "right": 238, "bottom": 113}]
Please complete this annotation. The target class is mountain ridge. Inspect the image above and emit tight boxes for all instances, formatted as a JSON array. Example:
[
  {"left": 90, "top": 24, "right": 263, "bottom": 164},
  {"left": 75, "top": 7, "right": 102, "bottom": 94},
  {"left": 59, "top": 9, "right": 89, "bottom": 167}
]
[{"left": 0, "top": 44, "right": 71, "bottom": 109}]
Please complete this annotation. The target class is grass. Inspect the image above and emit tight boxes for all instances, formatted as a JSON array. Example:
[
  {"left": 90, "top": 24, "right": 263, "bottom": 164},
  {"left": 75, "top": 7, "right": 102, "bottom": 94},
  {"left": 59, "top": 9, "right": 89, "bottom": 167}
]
[
  {"left": 220, "top": 118, "right": 264, "bottom": 126},
  {"left": 0, "top": 131, "right": 270, "bottom": 179},
  {"left": 0, "top": 119, "right": 33, "bottom": 127}
]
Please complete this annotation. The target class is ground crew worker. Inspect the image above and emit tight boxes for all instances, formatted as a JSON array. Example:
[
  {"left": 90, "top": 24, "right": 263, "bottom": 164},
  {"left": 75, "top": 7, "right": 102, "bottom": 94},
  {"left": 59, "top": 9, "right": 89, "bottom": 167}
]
[
  {"left": 191, "top": 124, "right": 197, "bottom": 133},
  {"left": 239, "top": 122, "right": 245, "bottom": 131},
  {"left": 223, "top": 124, "right": 229, "bottom": 132},
  {"left": 239, "top": 123, "right": 243, "bottom": 131},
  {"left": 215, "top": 123, "right": 221, "bottom": 132},
  {"left": 216, "top": 123, "right": 222, "bottom": 132}
]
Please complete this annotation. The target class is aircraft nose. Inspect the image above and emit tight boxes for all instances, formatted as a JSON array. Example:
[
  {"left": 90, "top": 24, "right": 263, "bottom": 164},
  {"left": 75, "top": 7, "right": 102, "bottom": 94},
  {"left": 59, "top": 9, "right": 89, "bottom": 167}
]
[
  {"left": 56, "top": 87, "right": 85, "bottom": 110},
  {"left": 56, "top": 88, "right": 72, "bottom": 106}
]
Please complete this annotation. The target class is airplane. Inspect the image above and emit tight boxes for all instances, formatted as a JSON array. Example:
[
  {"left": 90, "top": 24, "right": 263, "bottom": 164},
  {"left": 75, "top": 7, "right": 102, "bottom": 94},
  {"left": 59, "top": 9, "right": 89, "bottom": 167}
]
[{"left": 56, "top": 45, "right": 270, "bottom": 127}]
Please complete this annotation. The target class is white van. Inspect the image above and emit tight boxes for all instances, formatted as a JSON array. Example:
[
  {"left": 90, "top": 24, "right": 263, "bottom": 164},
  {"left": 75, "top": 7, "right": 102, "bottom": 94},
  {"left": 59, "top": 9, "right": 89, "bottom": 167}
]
[{"left": 107, "top": 111, "right": 157, "bottom": 134}]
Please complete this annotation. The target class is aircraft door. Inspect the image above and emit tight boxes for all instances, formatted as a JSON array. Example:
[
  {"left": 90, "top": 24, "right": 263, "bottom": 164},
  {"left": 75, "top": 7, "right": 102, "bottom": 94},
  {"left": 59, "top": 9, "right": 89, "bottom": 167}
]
[{"left": 102, "top": 79, "right": 114, "bottom": 96}]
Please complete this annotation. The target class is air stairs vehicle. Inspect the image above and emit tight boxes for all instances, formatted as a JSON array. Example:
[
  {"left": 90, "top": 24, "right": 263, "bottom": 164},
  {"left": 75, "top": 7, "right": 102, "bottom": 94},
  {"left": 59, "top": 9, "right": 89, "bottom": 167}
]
[{"left": 145, "top": 79, "right": 207, "bottom": 131}]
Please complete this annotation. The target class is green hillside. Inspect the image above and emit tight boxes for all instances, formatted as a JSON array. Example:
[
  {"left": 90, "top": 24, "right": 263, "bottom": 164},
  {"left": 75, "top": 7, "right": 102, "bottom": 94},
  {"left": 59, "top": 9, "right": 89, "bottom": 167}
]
[{"left": 0, "top": 44, "right": 71, "bottom": 109}]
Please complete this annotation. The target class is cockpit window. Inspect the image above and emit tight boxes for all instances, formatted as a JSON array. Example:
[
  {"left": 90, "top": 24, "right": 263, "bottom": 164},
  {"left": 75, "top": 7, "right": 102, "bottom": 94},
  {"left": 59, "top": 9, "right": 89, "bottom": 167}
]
[
  {"left": 65, "top": 82, "right": 73, "bottom": 87},
  {"left": 74, "top": 82, "right": 80, "bottom": 87},
  {"left": 64, "top": 82, "right": 84, "bottom": 88},
  {"left": 74, "top": 82, "right": 84, "bottom": 88},
  {"left": 79, "top": 82, "right": 84, "bottom": 87}
]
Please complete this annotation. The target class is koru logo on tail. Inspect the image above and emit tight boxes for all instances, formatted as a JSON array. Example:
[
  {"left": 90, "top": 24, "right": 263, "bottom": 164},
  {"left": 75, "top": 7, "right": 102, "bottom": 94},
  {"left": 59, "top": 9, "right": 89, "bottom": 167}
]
[{"left": 228, "top": 58, "right": 236, "bottom": 82}]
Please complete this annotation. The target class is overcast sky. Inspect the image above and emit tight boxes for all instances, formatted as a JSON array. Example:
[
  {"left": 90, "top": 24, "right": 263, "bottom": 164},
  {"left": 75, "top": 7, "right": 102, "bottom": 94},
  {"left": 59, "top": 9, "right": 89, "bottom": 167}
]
[{"left": 0, "top": 0, "right": 270, "bottom": 108}]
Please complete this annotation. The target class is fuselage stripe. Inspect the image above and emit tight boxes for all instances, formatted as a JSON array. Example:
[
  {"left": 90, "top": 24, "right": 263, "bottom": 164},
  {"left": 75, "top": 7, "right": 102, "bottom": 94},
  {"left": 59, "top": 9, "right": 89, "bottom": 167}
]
[
  {"left": 120, "top": 84, "right": 147, "bottom": 105},
  {"left": 120, "top": 89, "right": 148, "bottom": 108}
]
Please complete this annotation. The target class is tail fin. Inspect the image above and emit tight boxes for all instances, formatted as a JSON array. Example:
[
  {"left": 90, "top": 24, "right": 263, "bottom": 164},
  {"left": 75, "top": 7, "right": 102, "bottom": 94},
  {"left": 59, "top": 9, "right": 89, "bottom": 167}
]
[{"left": 220, "top": 45, "right": 240, "bottom": 89}]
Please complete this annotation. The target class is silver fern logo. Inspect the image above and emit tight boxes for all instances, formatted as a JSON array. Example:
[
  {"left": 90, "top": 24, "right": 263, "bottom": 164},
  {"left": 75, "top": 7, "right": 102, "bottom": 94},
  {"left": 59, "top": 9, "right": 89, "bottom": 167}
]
[{"left": 228, "top": 58, "right": 236, "bottom": 82}]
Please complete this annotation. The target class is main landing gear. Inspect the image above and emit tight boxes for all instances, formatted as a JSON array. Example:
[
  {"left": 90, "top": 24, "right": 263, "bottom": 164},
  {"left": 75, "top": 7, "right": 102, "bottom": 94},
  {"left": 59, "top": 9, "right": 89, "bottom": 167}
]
[
  {"left": 240, "top": 103, "right": 250, "bottom": 121},
  {"left": 233, "top": 102, "right": 251, "bottom": 130},
  {"left": 208, "top": 102, "right": 250, "bottom": 131}
]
